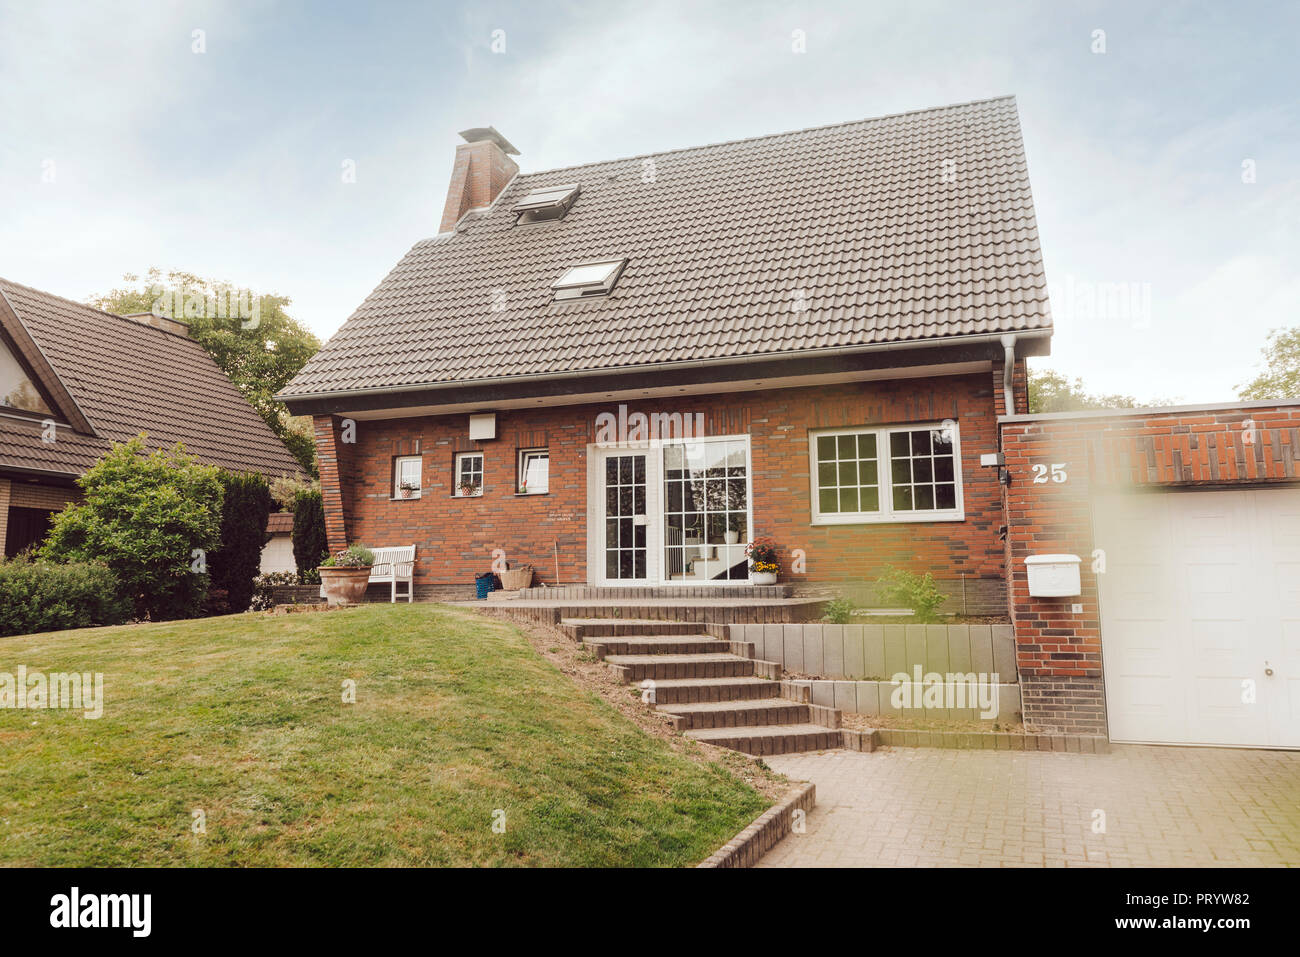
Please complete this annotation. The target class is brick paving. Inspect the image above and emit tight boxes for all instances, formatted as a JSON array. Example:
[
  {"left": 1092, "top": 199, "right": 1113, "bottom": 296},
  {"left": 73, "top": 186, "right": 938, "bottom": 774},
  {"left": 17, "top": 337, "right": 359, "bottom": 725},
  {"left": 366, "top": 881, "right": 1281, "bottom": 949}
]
[{"left": 758, "top": 745, "right": 1300, "bottom": 867}]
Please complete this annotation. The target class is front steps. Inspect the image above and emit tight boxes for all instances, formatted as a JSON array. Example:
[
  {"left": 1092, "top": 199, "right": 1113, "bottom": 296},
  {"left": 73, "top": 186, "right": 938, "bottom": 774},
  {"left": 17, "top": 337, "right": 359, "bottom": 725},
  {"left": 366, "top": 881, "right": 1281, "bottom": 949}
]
[{"left": 570, "top": 618, "right": 842, "bottom": 757}]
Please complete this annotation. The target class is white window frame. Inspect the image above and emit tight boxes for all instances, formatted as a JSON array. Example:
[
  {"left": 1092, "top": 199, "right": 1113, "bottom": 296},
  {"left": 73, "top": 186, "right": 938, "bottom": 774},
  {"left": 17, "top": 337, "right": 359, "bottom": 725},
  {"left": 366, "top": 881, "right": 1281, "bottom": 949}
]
[
  {"left": 809, "top": 422, "right": 965, "bottom": 525},
  {"left": 517, "top": 448, "right": 549, "bottom": 495},
  {"left": 393, "top": 455, "right": 422, "bottom": 500},
  {"left": 455, "top": 451, "right": 484, "bottom": 496}
]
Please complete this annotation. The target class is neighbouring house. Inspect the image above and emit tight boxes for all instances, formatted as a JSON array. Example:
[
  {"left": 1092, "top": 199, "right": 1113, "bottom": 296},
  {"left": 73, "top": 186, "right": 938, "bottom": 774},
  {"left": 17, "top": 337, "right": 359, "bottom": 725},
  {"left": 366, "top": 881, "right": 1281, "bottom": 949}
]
[
  {"left": 260, "top": 510, "right": 297, "bottom": 574},
  {"left": 0, "top": 279, "right": 306, "bottom": 557},
  {"left": 279, "top": 96, "right": 1050, "bottom": 609}
]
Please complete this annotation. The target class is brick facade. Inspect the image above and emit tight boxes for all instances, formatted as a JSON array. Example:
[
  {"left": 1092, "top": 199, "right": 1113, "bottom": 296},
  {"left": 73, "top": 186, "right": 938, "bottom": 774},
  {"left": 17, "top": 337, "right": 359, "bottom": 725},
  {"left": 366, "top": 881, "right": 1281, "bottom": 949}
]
[
  {"left": 1000, "top": 402, "right": 1300, "bottom": 736},
  {"left": 315, "top": 370, "right": 1023, "bottom": 600}
]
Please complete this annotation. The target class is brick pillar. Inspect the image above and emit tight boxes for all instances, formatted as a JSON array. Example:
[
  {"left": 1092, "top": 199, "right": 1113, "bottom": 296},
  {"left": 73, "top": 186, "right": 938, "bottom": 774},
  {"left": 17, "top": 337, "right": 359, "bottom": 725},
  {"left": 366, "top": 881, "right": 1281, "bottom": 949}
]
[
  {"left": 314, "top": 415, "right": 353, "bottom": 554},
  {"left": 0, "top": 478, "right": 10, "bottom": 556}
]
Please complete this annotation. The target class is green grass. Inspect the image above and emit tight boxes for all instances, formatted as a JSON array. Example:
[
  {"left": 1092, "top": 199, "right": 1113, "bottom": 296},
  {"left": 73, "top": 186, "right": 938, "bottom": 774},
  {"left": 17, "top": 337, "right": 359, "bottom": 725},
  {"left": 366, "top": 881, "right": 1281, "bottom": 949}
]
[{"left": 0, "top": 604, "right": 767, "bottom": 866}]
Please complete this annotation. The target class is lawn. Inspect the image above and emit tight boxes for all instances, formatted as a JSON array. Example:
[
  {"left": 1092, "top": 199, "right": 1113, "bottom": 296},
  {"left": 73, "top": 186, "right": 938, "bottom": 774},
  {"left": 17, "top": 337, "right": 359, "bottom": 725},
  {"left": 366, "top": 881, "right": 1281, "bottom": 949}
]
[{"left": 0, "top": 604, "right": 768, "bottom": 866}]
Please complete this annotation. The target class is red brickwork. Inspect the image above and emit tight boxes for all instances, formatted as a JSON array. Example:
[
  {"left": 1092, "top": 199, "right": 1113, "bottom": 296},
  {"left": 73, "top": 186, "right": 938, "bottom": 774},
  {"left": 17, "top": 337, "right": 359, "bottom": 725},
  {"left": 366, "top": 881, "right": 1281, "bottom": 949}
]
[
  {"left": 316, "top": 373, "right": 1021, "bottom": 593},
  {"left": 1001, "top": 403, "right": 1300, "bottom": 735}
]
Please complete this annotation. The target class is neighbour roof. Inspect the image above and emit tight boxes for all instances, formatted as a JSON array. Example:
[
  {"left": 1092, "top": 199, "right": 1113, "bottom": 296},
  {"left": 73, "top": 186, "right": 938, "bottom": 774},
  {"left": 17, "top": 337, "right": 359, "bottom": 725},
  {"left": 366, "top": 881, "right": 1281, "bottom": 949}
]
[
  {"left": 0, "top": 278, "right": 306, "bottom": 479},
  {"left": 283, "top": 95, "right": 1052, "bottom": 401},
  {"left": 266, "top": 511, "right": 294, "bottom": 533}
]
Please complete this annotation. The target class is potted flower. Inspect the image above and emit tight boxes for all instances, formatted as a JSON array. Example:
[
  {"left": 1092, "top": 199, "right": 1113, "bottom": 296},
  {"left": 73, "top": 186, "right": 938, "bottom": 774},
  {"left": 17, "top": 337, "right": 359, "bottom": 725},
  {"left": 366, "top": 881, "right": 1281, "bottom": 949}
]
[
  {"left": 457, "top": 480, "right": 482, "bottom": 497},
  {"left": 724, "top": 515, "right": 744, "bottom": 545},
  {"left": 318, "top": 544, "right": 375, "bottom": 605},
  {"left": 398, "top": 480, "right": 419, "bottom": 499},
  {"left": 746, "top": 537, "right": 780, "bottom": 585}
]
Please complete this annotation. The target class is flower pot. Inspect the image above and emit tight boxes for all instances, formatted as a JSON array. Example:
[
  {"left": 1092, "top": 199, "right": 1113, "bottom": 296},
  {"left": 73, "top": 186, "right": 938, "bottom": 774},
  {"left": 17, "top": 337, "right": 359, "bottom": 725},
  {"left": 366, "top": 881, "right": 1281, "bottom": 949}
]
[
  {"left": 399, "top": 488, "right": 414, "bottom": 499},
  {"left": 319, "top": 565, "right": 372, "bottom": 605},
  {"left": 724, "top": 530, "right": 740, "bottom": 545},
  {"left": 750, "top": 570, "right": 778, "bottom": 586}
]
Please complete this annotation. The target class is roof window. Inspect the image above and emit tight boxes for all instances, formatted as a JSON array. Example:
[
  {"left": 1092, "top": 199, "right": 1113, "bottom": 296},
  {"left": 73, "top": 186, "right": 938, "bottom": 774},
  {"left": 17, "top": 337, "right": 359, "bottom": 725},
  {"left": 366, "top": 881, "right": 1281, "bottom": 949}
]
[
  {"left": 551, "top": 260, "right": 626, "bottom": 301},
  {"left": 513, "top": 184, "right": 580, "bottom": 224}
]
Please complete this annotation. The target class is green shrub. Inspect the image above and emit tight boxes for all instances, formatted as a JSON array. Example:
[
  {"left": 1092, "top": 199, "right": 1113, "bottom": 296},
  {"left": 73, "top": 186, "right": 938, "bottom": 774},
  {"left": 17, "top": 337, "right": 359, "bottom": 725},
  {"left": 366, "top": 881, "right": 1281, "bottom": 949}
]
[
  {"left": 0, "top": 558, "right": 130, "bottom": 637},
  {"left": 41, "top": 435, "right": 223, "bottom": 621},
  {"left": 210, "top": 471, "right": 274, "bottom": 613},
  {"left": 251, "top": 571, "right": 298, "bottom": 611},
  {"left": 822, "top": 597, "right": 854, "bottom": 624},
  {"left": 292, "top": 488, "right": 328, "bottom": 583},
  {"left": 874, "top": 565, "right": 948, "bottom": 623}
]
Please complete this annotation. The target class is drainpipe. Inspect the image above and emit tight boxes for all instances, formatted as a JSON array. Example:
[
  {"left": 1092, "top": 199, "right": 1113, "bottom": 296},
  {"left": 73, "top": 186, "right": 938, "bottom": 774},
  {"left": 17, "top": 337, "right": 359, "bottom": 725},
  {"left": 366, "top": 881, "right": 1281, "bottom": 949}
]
[{"left": 1000, "top": 334, "right": 1018, "bottom": 415}]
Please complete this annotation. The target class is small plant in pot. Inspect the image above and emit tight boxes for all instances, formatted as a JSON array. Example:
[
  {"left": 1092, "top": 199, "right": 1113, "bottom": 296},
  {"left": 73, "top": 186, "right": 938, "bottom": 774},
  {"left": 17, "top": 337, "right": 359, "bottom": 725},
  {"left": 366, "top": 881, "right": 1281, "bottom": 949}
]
[
  {"left": 457, "top": 480, "right": 482, "bottom": 497},
  {"left": 398, "top": 481, "right": 419, "bottom": 499},
  {"left": 318, "top": 544, "right": 375, "bottom": 606},
  {"left": 724, "top": 515, "right": 744, "bottom": 545},
  {"left": 746, "top": 537, "right": 780, "bottom": 585}
]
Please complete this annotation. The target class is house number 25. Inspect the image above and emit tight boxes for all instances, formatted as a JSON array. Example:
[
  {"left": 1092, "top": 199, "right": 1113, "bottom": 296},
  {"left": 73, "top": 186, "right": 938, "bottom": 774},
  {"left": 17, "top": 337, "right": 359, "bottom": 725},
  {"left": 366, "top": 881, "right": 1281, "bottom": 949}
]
[{"left": 1032, "top": 463, "right": 1068, "bottom": 484}]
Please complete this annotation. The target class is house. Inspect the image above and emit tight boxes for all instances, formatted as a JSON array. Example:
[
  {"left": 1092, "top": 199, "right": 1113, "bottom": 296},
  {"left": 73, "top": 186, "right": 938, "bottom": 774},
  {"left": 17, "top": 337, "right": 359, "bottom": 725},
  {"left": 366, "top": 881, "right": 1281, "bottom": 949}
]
[
  {"left": 0, "top": 279, "right": 306, "bottom": 556},
  {"left": 279, "top": 96, "right": 1051, "bottom": 608}
]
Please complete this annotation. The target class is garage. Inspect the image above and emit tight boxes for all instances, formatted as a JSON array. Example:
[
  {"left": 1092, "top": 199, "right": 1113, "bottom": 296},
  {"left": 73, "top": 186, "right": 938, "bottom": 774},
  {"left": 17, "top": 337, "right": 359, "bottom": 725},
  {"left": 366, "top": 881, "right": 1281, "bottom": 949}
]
[{"left": 1094, "top": 486, "right": 1300, "bottom": 748}]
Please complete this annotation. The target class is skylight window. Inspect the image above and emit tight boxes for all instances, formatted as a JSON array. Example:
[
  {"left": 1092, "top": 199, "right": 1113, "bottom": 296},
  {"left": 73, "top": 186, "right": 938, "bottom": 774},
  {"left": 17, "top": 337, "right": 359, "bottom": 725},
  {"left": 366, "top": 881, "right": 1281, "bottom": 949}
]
[
  {"left": 513, "top": 183, "right": 580, "bottom": 223},
  {"left": 551, "top": 260, "right": 626, "bottom": 300}
]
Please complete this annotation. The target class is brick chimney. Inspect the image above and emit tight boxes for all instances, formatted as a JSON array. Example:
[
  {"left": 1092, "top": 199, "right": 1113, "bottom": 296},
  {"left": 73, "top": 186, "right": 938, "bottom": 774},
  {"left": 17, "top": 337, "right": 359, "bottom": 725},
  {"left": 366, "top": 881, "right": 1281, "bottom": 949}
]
[{"left": 438, "top": 126, "right": 520, "bottom": 233}]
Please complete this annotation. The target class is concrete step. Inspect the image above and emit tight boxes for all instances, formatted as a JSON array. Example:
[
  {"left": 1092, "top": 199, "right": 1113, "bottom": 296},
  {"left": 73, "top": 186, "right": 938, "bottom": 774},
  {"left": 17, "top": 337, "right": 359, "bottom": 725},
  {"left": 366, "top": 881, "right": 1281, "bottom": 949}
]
[
  {"left": 686, "top": 723, "right": 843, "bottom": 756},
  {"left": 605, "top": 653, "right": 754, "bottom": 682},
  {"left": 521, "top": 584, "right": 794, "bottom": 600},
  {"left": 657, "top": 698, "right": 811, "bottom": 730},
  {"left": 645, "top": 676, "right": 780, "bottom": 704},
  {"left": 587, "top": 636, "right": 724, "bottom": 658}
]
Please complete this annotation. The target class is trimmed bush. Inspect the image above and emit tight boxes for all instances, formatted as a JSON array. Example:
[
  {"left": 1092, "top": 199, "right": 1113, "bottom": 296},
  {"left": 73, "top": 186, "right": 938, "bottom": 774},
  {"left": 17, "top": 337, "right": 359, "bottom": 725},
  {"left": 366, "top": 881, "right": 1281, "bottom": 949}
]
[
  {"left": 41, "top": 435, "right": 223, "bottom": 621},
  {"left": 292, "top": 488, "right": 328, "bottom": 584},
  {"left": 0, "top": 558, "right": 130, "bottom": 637},
  {"left": 210, "top": 471, "right": 274, "bottom": 613}
]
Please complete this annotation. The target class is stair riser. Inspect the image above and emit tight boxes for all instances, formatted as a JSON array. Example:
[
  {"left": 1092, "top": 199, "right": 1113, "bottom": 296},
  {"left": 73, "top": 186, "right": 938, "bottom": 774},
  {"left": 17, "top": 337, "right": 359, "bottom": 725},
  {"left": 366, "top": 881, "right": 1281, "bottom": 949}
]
[
  {"left": 588, "top": 640, "right": 723, "bottom": 658},
  {"left": 616, "top": 660, "right": 755, "bottom": 681},
  {"left": 562, "top": 622, "right": 702, "bottom": 640},
  {"left": 649, "top": 683, "right": 777, "bottom": 704},
  {"left": 663, "top": 705, "right": 811, "bottom": 730},
  {"left": 696, "top": 731, "right": 842, "bottom": 756}
]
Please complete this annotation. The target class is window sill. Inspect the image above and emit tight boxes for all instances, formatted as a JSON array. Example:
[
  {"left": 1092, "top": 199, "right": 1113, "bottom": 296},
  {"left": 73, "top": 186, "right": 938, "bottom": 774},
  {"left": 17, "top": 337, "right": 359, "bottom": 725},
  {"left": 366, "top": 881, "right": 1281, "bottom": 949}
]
[
  {"left": 390, "top": 496, "right": 423, "bottom": 502},
  {"left": 811, "top": 510, "right": 965, "bottom": 526},
  {"left": 513, "top": 491, "right": 550, "bottom": 497}
]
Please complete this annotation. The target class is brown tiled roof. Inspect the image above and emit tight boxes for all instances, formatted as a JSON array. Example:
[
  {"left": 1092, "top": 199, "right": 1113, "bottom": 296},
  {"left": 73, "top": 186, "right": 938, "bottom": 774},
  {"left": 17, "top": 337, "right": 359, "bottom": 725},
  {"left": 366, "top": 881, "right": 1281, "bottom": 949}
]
[
  {"left": 266, "top": 511, "right": 294, "bottom": 533},
  {"left": 0, "top": 278, "right": 306, "bottom": 479},
  {"left": 283, "top": 96, "right": 1051, "bottom": 399}
]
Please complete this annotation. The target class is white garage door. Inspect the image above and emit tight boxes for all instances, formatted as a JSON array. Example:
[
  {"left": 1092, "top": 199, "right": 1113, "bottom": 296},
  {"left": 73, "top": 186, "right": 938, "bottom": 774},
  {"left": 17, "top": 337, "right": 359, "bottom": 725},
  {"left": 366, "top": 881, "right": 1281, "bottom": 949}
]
[{"left": 1094, "top": 487, "right": 1300, "bottom": 748}]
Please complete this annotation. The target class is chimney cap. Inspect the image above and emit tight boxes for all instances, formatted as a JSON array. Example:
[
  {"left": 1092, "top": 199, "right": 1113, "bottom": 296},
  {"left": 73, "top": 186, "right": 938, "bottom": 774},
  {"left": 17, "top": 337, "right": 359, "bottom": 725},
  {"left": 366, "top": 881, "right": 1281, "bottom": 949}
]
[{"left": 458, "top": 126, "right": 520, "bottom": 156}]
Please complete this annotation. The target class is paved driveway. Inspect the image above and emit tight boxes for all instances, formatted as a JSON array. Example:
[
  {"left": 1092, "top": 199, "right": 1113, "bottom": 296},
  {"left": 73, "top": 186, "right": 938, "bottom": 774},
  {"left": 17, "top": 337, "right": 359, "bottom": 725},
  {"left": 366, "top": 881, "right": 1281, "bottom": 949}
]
[{"left": 759, "top": 745, "right": 1300, "bottom": 867}]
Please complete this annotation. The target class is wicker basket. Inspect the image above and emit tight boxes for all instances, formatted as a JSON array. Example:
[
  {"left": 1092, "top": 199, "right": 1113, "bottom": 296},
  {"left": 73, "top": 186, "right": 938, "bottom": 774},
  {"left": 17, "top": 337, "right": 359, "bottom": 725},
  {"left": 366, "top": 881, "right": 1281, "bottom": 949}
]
[{"left": 498, "top": 565, "right": 534, "bottom": 590}]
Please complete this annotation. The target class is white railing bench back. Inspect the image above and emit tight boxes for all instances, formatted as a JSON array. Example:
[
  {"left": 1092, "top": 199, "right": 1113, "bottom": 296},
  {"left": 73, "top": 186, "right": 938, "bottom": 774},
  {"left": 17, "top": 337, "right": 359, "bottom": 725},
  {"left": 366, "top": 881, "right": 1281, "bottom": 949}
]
[{"left": 369, "top": 545, "right": 416, "bottom": 603}]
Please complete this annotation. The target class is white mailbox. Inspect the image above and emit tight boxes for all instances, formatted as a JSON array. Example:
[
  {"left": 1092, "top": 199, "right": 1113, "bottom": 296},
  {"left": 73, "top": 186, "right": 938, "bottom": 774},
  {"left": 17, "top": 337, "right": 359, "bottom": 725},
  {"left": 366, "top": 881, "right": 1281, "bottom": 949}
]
[{"left": 1024, "top": 554, "right": 1081, "bottom": 597}]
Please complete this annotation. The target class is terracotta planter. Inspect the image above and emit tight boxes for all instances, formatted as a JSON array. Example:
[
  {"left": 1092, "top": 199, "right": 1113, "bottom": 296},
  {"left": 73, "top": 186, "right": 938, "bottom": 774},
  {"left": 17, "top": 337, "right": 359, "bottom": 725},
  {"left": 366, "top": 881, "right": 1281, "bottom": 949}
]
[
  {"left": 319, "top": 565, "right": 372, "bottom": 605},
  {"left": 750, "top": 570, "right": 778, "bottom": 586}
]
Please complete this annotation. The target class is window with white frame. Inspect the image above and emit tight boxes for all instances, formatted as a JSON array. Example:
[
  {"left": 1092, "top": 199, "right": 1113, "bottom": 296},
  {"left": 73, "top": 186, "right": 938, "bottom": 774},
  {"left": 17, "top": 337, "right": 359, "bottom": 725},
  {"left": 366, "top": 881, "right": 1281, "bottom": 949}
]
[
  {"left": 517, "top": 449, "right": 549, "bottom": 494},
  {"left": 454, "top": 452, "right": 483, "bottom": 496},
  {"left": 393, "top": 455, "right": 422, "bottom": 499},
  {"left": 810, "top": 423, "right": 963, "bottom": 524}
]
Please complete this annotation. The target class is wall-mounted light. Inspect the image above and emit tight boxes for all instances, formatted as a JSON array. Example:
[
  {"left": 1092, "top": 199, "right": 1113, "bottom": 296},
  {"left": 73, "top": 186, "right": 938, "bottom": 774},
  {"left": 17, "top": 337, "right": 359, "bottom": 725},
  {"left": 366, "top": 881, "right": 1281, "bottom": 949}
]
[{"left": 980, "top": 451, "right": 1011, "bottom": 486}]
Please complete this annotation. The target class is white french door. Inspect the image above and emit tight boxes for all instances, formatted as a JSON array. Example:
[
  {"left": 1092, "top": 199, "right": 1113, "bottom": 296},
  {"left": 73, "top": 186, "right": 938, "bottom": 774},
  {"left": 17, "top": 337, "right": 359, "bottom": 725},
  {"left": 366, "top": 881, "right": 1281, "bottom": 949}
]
[{"left": 587, "top": 436, "right": 752, "bottom": 586}]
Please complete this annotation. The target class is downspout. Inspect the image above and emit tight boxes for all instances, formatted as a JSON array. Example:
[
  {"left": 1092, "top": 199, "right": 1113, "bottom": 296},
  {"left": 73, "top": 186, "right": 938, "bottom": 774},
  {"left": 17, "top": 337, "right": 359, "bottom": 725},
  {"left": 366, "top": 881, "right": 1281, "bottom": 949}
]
[{"left": 1000, "top": 334, "right": 1018, "bottom": 415}]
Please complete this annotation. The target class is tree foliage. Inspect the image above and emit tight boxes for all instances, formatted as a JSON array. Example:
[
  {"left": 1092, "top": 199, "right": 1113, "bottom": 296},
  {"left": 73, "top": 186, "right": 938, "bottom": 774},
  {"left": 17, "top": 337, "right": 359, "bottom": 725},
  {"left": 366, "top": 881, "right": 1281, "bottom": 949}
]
[
  {"left": 1028, "top": 368, "right": 1149, "bottom": 414},
  {"left": 292, "top": 488, "right": 329, "bottom": 584},
  {"left": 41, "top": 435, "right": 224, "bottom": 621},
  {"left": 210, "top": 471, "right": 274, "bottom": 613},
  {"left": 89, "top": 268, "right": 320, "bottom": 474},
  {"left": 1238, "top": 328, "right": 1300, "bottom": 400}
]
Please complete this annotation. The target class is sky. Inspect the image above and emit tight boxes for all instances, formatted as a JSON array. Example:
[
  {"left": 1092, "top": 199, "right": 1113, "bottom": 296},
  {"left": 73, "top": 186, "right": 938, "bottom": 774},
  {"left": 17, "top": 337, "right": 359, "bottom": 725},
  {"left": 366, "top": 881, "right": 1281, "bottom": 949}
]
[{"left": 0, "top": 0, "right": 1297, "bottom": 403}]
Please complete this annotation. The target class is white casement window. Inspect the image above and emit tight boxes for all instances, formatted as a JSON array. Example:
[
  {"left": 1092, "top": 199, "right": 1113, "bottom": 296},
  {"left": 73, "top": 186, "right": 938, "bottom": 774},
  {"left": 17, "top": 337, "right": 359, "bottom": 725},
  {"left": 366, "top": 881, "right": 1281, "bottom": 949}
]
[
  {"left": 455, "top": 452, "right": 484, "bottom": 496},
  {"left": 517, "top": 449, "right": 549, "bottom": 494},
  {"left": 393, "top": 455, "right": 422, "bottom": 499},
  {"left": 809, "top": 422, "right": 964, "bottom": 524}
]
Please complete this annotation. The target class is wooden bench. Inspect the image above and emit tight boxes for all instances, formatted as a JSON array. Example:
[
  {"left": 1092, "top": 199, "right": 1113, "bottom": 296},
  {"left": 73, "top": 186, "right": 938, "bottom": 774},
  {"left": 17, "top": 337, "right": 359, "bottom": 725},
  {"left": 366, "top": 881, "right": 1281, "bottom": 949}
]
[{"left": 369, "top": 545, "right": 415, "bottom": 603}]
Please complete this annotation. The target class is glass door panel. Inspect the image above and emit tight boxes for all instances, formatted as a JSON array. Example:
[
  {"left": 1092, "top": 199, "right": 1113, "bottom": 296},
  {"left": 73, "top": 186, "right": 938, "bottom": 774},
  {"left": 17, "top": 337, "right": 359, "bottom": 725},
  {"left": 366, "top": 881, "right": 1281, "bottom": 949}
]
[
  {"left": 663, "top": 439, "right": 749, "bottom": 582},
  {"left": 604, "top": 453, "right": 647, "bottom": 580}
]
